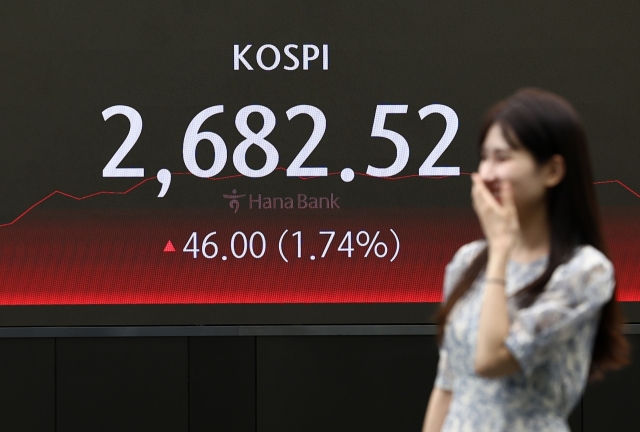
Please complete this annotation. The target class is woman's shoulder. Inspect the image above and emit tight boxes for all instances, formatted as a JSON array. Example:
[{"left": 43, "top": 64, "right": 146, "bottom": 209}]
[
  {"left": 447, "top": 241, "right": 610, "bottom": 271},
  {"left": 558, "top": 244, "right": 613, "bottom": 278},
  {"left": 448, "top": 239, "right": 487, "bottom": 270},
  {"left": 546, "top": 244, "right": 615, "bottom": 305},
  {"left": 442, "top": 239, "right": 487, "bottom": 300}
]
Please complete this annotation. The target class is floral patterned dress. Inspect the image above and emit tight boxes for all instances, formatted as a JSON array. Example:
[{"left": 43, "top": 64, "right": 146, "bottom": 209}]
[{"left": 434, "top": 240, "right": 615, "bottom": 432}]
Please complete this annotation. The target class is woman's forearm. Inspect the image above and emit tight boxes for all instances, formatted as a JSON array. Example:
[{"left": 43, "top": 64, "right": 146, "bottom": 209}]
[
  {"left": 474, "top": 248, "right": 518, "bottom": 377},
  {"left": 423, "top": 387, "right": 452, "bottom": 432}
]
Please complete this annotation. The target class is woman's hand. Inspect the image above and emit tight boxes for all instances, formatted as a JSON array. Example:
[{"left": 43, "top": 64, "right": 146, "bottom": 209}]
[{"left": 471, "top": 173, "right": 519, "bottom": 255}]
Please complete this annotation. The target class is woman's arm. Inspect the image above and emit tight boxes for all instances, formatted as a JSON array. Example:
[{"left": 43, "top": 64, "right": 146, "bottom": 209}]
[
  {"left": 474, "top": 250, "right": 520, "bottom": 377},
  {"left": 471, "top": 175, "right": 520, "bottom": 378},
  {"left": 422, "top": 387, "right": 452, "bottom": 432}
]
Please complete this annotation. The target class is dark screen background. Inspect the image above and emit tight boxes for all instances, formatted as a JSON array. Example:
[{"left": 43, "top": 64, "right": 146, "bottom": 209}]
[{"left": 0, "top": 1, "right": 638, "bottom": 324}]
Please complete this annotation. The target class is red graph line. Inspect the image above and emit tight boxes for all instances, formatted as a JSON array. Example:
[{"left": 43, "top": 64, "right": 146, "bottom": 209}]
[
  {"left": 1, "top": 169, "right": 638, "bottom": 228},
  {"left": 593, "top": 180, "right": 640, "bottom": 199}
]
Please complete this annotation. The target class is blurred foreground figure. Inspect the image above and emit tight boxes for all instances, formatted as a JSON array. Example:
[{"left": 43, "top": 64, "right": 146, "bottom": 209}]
[{"left": 423, "top": 89, "right": 629, "bottom": 432}]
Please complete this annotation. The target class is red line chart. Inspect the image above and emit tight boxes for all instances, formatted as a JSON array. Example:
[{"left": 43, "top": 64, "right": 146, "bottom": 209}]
[
  {"left": 1, "top": 168, "right": 638, "bottom": 228},
  {"left": 592, "top": 180, "right": 640, "bottom": 198}
]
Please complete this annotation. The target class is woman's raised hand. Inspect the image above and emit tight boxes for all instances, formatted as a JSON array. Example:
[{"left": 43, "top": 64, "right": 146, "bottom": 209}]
[{"left": 470, "top": 173, "right": 519, "bottom": 254}]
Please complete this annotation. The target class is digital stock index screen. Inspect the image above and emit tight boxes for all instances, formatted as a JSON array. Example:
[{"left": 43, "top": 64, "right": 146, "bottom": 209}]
[{"left": 0, "top": 2, "right": 639, "bottom": 326}]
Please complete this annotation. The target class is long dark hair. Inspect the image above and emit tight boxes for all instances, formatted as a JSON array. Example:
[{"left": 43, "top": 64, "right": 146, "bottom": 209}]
[{"left": 436, "top": 88, "right": 629, "bottom": 380}]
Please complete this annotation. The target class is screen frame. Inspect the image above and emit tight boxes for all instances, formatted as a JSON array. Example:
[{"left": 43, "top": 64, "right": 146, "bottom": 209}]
[{"left": 0, "top": 302, "right": 638, "bottom": 329}]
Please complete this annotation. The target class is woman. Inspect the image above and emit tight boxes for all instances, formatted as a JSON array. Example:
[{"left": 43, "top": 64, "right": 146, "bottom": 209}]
[{"left": 422, "top": 89, "right": 629, "bottom": 432}]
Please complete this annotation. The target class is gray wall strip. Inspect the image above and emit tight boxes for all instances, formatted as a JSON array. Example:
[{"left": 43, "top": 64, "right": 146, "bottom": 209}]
[
  {"left": 0, "top": 325, "right": 437, "bottom": 338},
  {"left": 623, "top": 324, "right": 640, "bottom": 334},
  {"left": 0, "top": 324, "right": 637, "bottom": 337},
  {"left": 237, "top": 325, "right": 437, "bottom": 336}
]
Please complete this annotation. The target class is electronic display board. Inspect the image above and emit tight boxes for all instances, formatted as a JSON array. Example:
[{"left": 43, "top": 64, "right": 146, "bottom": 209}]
[{"left": 0, "top": 2, "right": 638, "bottom": 326}]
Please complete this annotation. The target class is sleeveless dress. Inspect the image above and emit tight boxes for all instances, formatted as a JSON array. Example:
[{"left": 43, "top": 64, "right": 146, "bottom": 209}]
[{"left": 434, "top": 240, "right": 615, "bottom": 432}]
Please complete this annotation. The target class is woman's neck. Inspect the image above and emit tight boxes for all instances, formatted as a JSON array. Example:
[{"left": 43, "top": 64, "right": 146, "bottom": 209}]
[{"left": 510, "top": 203, "right": 551, "bottom": 264}]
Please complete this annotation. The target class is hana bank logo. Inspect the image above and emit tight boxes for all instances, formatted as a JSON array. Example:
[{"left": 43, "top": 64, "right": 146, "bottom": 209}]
[
  {"left": 223, "top": 189, "right": 246, "bottom": 213},
  {"left": 223, "top": 190, "right": 340, "bottom": 213}
]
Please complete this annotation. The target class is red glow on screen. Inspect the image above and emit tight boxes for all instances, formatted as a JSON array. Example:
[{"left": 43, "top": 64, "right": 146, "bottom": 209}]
[{"left": 0, "top": 207, "right": 638, "bottom": 305}]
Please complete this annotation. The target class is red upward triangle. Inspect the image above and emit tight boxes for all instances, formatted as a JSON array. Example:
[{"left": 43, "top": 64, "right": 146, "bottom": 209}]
[{"left": 163, "top": 240, "right": 176, "bottom": 252}]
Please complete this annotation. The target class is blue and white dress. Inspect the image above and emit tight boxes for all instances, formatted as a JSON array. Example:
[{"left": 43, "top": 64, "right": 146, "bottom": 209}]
[{"left": 435, "top": 239, "right": 615, "bottom": 432}]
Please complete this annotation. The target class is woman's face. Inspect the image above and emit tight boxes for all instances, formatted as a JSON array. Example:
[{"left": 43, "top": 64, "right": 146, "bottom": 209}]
[{"left": 478, "top": 123, "right": 564, "bottom": 214}]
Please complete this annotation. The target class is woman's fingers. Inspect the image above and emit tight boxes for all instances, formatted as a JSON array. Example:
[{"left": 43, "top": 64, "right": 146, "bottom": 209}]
[
  {"left": 471, "top": 174, "right": 499, "bottom": 212},
  {"left": 472, "top": 175, "right": 519, "bottom": 251},
  {"left": 470, "top": 175, "right": 483, "bottom": 214},
  {"left": 471, "top": 175, "right": 486, "bottom": 215}
]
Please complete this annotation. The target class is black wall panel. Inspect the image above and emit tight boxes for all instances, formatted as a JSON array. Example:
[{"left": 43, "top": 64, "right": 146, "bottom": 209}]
[
  {"left": 56, "top": 337, "right": 188, "bottom": 432},
  {"left": 189, "top": 336, "right": 256, "bottom": 432},
  {"left": 583, "top": 334, "right": 640, "bottom": 432},
  {"left": 3, "top": 334, "right": 640, "bottom": 431},
  {"left": 0, "top": 338, "right": 55, "bottom": 432},
  {"left": 256, "top": 335, "right": 438, "bottom": 432},
  {"left": 568, "top": 400, "right": 582, "bottom": 432}
]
